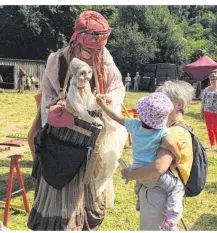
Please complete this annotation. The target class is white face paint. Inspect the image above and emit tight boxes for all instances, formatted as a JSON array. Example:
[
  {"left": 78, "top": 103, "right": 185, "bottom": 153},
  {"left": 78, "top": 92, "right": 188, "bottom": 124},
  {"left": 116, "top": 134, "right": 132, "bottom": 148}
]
[{"left": 75, "top": 65, "right": 93, "bottom": 88}]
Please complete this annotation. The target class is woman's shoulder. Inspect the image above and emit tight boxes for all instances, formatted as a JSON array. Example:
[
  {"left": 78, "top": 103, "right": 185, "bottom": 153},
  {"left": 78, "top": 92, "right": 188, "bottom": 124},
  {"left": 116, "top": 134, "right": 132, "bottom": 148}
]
[
  {"left": 204, "top": 86, "right": 211, "bottom": 93},
  {"left": 169, "top": 125, "right": 192, "bottom": 142}
]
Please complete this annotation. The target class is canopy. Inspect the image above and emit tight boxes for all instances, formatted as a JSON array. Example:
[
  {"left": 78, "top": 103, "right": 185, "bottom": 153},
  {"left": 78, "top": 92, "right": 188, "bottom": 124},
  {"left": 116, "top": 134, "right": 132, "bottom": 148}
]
[{"left": 184, "top": 55, "right": 217, "bottom": 81}]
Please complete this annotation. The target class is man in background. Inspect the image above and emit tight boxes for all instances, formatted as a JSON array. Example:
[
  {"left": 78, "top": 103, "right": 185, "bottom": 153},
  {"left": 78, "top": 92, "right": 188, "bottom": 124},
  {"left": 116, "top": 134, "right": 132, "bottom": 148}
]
[
  {"left": 134, "top": 72, "right": 141, "bottom": 91},
  {"left": 125, "top": 73, "right": 131, "bottom": 92}
]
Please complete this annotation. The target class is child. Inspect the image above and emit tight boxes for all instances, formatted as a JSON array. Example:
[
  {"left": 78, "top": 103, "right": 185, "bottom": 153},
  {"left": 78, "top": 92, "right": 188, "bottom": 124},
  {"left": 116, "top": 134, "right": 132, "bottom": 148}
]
[{"left": 96, "top": 92, "right": 184, "bottom": 231}]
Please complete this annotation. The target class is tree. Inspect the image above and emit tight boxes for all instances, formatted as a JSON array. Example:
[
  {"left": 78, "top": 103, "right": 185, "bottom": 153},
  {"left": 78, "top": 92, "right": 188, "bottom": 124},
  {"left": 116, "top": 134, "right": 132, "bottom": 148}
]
[{"left": 108, "top": 23, "right": 158, "bottom": 76}]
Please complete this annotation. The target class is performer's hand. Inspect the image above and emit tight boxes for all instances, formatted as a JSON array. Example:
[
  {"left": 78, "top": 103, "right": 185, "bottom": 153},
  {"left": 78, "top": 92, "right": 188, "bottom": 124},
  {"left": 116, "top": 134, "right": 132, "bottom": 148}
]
[
  {"left": 27, "top": 127, "right": 38, "bottom": 161},
  {"left": 96, "top": 95, "right": 106, "bottom": 107},
  {"left": 104, "top": 94, "right": 112, "bottom": 105}
]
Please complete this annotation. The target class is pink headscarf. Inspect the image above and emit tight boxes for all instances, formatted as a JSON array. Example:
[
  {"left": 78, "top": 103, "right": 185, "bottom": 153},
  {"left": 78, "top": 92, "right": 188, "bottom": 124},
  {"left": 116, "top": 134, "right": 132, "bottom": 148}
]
[{"left": 70, "top": 11, "right": 111, "bottom": 49}]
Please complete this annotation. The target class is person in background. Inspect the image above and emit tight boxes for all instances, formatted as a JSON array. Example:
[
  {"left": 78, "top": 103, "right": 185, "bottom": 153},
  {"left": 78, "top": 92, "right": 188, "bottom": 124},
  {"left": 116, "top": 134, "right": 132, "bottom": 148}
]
[
  {"left": 125, "top": 73, "right": 131, "bottom": 92},
  {"left": 134, "top": 72, "right": 140, "bottom": 92},
  {"left": 26, "top": 76, "right": 32, "bottom": 90},
  {"left": 18, "top": 75, "right": 25, "bottom": 93},
  {"left": 201, "top": 71, "right": 217, "bottom": 151},
  {"left": 195, "top": 81, "right": 202, "bottom": 99},
  {"left": 31, "top": 76, "right": 36, "bottom": 90}
]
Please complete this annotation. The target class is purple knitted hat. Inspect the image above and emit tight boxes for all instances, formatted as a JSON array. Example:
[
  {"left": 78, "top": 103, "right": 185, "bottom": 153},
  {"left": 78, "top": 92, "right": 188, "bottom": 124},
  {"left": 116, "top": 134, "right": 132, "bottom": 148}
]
[{"left": 136, "top": 92, "right": 174, "bottom": 129}]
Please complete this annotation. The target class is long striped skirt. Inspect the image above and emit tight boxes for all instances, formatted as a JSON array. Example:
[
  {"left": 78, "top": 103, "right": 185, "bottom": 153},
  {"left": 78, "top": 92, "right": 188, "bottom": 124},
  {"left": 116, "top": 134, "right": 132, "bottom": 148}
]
[{"left": 27, "top": 162, "right": 106, "bottom": 230}]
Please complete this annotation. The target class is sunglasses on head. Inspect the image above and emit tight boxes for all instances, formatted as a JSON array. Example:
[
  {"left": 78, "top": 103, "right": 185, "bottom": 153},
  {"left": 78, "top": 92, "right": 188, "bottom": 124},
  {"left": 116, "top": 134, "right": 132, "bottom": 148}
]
[{"left": 85, "top": 29, "right": 111, "bottom": 36}]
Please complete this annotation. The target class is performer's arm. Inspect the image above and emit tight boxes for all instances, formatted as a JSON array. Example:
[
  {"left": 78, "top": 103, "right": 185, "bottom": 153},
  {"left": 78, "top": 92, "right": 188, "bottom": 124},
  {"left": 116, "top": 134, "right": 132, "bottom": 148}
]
[{"left": 27, "top": 93, "right": 42, "bottom": 161}]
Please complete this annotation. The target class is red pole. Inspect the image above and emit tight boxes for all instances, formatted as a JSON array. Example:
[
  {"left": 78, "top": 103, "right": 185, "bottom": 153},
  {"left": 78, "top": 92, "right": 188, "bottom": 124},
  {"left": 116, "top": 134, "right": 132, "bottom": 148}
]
[
  {"left": 4, "top": 157, "right": 15, "bottom": 226},
  {"left": 14, "top": 156, "right": 30, "bottom": 213}
]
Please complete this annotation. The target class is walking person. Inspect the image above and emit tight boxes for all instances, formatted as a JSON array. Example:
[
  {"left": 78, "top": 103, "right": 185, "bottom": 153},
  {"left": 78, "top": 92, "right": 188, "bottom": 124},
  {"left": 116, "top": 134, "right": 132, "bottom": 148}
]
[
  {"left": 201, "top": 71, "right": 217, "bottom": 151},
  {"left": 125, "top": 73, "right": 131, "bottom": 92},
  {"left": 26, "top": 76, "right": 32, "bottom": 90},
  {"left": 0, "top": 74, "right": 3, "bottom": 83},
  {"left": 134, "top": 72, "right": 140, "bottom": 92},
  {"left": 18, "top": 68, "right": 26, "bottom": 93},
  {"left": 18, "top": 76, "right": 25, "bottom": 93},
  {"left": 0, "top": 74, "right": 3, "bottom": 89},
  {"left": 31, "top": 76, "right": 36, "bottom": 91}
]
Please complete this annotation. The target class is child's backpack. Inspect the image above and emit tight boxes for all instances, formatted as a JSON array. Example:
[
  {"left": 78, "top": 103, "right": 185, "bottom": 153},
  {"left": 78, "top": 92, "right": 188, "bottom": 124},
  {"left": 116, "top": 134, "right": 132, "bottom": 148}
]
[{"left": 173, "top": 122, "right": 208, "bottom": 197}]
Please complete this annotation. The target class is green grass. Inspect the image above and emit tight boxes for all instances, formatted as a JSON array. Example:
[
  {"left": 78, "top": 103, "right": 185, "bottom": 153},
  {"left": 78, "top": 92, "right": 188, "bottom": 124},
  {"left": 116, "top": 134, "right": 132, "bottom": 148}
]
[{"left": 0, "top": 90, "right": 217, "bottom": 230}]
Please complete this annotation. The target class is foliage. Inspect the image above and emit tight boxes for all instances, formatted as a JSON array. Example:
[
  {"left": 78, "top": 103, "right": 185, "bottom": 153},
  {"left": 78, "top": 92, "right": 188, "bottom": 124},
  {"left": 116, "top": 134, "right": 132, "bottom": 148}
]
[
  {"left": 108, "top": 23, "right": 158, "bottom": 76},
  {"left": 0, "top": 5, "right": 217, "bottom": 75}
]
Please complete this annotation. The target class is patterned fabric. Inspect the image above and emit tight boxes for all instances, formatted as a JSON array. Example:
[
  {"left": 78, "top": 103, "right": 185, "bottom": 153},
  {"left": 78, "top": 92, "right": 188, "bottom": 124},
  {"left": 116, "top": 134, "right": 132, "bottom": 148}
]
[
  {"left": 70, "top": 11, "right": 111, "bottom": 49},
  {"left": 28, "top": 163, "right": 106, "bottom": 230},
  {"left": 137, "top": 92, "right": 174, "bottom": 129},
  {"left": 201, "top": 86, "right": 217, "bottom": 114}
]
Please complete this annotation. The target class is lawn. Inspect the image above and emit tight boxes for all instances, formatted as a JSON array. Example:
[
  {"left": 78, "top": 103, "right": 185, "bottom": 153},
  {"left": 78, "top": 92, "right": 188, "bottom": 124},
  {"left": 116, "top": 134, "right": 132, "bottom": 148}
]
[{"left": 0, "top": 91, "right": 217, "bottom": 230}]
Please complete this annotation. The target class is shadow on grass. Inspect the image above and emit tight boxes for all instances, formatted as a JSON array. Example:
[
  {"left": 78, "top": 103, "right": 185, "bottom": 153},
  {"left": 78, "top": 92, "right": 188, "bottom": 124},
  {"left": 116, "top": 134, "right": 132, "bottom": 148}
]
[
  {"left": 0, "top": 172, "right": 36, "bottom": 200},
  {"left": 190, "top": 214, "right": 217, "bottom": 230},
  {"left": 191, "top": 101, "right": 200, "bottom": 105},
  {"left": 185, "top": 111, "right": 201, "bottom": 120},
  {"left": 204, "top": 182, "right": 217, "bottom": 194},
  {"left": 0, "top": 159, "right": 33, "bottom": 168}
]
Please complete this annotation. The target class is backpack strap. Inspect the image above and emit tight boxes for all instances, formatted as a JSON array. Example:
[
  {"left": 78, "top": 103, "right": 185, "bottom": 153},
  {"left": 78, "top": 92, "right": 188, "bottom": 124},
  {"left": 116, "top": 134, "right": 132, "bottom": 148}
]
[
  {"left": 58, "top": 48, "right": 72, "bottom": 99},
  {"left": 170, "top": 121, "right": 190, "bottom": 231},
  {"left": 170, "top": 121, "right": 193, "bottom": 134},
  {"left": 58, "top": 50, "right": 69, "bottom": 90},
  {"left": 46, "top": 48, "right": 71, "bottom": 108}
]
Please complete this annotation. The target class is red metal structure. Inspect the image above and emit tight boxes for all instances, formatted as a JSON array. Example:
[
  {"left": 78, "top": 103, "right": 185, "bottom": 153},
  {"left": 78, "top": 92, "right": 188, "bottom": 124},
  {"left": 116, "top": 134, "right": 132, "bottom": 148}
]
[{"left": 0, "top": 139, "right": 30, "bottom": 227}]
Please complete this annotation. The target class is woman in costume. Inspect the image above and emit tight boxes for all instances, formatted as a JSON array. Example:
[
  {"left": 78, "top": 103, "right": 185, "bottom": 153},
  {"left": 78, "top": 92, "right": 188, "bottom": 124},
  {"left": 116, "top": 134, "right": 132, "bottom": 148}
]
[{"left": 27, "top": 11, "right": 127, "bottom": 230}]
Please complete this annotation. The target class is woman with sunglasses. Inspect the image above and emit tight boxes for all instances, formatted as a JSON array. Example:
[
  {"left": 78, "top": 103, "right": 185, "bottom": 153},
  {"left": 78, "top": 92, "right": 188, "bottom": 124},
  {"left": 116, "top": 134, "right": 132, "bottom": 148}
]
[{"left": 201, "top": 71, "right": 217, "bottom": 151}]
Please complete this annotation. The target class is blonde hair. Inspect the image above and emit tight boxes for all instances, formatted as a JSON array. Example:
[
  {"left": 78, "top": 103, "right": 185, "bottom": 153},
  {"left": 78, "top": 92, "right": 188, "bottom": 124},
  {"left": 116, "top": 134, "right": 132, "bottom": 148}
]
[{"left": 209, "top": 72, "right": 217, "bottom": 80}]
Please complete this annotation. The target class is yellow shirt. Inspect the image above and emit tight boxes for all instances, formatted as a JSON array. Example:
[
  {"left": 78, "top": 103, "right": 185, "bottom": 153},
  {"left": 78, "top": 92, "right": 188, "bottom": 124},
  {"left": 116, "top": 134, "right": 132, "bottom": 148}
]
[{"left": 169, "top": 125, "right": 193, "bottom": 184}]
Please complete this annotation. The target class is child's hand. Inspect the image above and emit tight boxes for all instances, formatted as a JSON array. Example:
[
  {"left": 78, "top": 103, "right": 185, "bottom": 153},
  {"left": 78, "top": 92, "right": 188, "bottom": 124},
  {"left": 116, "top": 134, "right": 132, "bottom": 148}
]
[{"left": 121, "top": 167, "right": 131, "bottom": 184}]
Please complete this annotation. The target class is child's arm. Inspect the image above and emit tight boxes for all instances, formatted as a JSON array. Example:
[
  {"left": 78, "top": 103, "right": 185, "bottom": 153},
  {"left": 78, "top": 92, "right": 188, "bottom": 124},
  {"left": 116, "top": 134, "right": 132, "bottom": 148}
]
[
  {"left": 96, "top": 95, "right": 125, "bottom": 126},
  {"left": 162, "top": 135, "right": 181, "bottom": 167}
]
